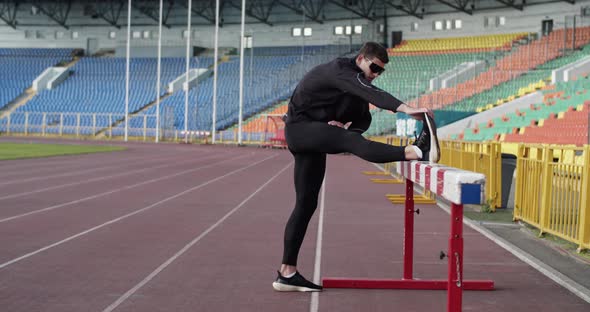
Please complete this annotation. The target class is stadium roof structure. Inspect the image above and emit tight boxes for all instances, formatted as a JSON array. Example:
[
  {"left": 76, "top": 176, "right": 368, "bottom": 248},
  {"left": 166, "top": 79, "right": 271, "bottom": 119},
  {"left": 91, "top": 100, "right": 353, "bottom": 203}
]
[{"left": 0, "top": 0, "right": 581, "bottom": 29}]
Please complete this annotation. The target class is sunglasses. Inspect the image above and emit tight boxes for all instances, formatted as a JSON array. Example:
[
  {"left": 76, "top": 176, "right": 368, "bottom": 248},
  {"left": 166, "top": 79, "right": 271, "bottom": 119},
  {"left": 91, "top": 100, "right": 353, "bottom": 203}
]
[{"left": 365, "top": 57, "right": 385, "bottom": 75}]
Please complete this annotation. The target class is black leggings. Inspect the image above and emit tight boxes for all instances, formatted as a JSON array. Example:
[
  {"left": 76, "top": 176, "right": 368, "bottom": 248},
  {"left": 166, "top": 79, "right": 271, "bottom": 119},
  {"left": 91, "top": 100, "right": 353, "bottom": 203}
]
[{"left": 282, "top": 121, "right": 407, "bottom": 265}]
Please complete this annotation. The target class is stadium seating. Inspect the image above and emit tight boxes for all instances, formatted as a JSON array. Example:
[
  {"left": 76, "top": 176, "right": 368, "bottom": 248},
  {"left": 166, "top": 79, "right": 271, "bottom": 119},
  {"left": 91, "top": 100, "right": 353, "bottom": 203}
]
[
  {"left": 389, "top": 33, "right": 528, "bottom": 54},
  {"left": 3, "top": 45, "right": 338, "bottom": 136},
  {"left": 368, "top": 51, "right": 502, "bottom": 135},
  {"left": 0, "top": 48, "right": 73, "bottom": 57},
  {"left": 502, "top": 80, "right": 590, "bottom": 145},
  {"left": 20, "top": 57, "right": 209, "bottom": 113},
  {"left": 408, "top": 27, "right": 590, "bottom": 110},
  {"left": 249, "top": 45, "right": 326, "bottom": 56},
  {"left": 451, "top": 44, "right": 590, "bottom": 113},
  {"left": 155, "top": 54, "right": 300, "bottom": 132},
  {"left": 364, "top": 33, "right": 530, "bottom": 136},
  {"left": 9, "top": 57, "right": 209, "bottom": 135},
  {"left": 0, "top": 49, "right": 73, "bottom": 111},
  {"left": 155, "top": 45, "right": 342, "bottom": 133},
  {"left": 366, "top": 38, "right": 517, "bottom": 135},
  {"left": 458, "top": 76, "right": 590, "bottom": 145}
]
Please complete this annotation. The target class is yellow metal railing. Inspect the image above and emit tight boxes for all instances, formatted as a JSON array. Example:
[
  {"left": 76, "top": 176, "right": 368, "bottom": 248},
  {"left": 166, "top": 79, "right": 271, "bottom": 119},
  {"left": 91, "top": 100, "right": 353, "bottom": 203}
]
[{"left": 514, "top": 144, "right": 590, "bottom": 252}]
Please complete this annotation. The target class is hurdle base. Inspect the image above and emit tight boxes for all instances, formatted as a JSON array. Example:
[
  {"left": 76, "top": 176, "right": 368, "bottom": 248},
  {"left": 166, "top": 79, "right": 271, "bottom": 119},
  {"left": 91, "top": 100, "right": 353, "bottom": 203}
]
[
  {"left": 362, "top": 171, "right": 391, "bottom": 176},
  {"left": 322, "top": 278, "right": 494, "bottom": 290},
  {"left": 371, "top": 178, "right": 404, "bottom": 184},
  {"left": 386, "top": 194, "right": 437, "bottom": 204}
]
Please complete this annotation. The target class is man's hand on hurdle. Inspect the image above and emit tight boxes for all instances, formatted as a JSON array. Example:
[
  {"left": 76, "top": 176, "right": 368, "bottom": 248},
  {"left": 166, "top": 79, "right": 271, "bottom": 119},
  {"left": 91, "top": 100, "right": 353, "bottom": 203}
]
[{"left": 397, "top": 104, "right": 434, "bottom": 120}]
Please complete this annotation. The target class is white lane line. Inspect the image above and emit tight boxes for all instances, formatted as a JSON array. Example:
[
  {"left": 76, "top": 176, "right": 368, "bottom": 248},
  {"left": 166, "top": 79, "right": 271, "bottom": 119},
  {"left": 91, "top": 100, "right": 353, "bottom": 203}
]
[
  {"left": 310, "top": 177, "right": 326, "bottom": 312},
  {"left": 0, "top": 154, "right": 280, "bottom": 270},
  {"left": 0, "top": 153, "right": 187, "bottom": 187},
  {"left": 101, "top": 161, "right": 293, "bottom": 312},
  {"left": 0, "top": 151, "right": 220, "bottom": 200},
  {"left": 0, "top": 153, "right": 252, "bottom": 223}
]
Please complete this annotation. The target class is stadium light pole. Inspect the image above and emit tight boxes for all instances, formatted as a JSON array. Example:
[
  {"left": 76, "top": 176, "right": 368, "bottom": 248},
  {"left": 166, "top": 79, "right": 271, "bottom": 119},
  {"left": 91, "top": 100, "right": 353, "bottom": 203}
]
[
  {"left": 249, "top": 31, "right": 253, "bottom": 88},
  {"left": 184, "top": 0, "right": 193, "bottom": 144},
  {"left": 155, "top": 0, "right": 163, "bottom": 143},
  {"left": 301, "top": 6, "right": 305, "bottom": 62},
  {"left": 124, "top": 0, "right": 132, "bottom": 142},
  {"left": 212, "top": 0, "right": 220, "bottom": 144},
  {"left": 238, "top": 0, "right": 246, "bottom": 145}
]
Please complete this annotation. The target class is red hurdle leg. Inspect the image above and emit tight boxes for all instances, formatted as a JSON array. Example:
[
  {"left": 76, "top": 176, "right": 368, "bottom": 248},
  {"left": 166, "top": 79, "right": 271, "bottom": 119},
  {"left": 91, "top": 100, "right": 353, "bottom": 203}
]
[
  {"left": 403, "top": 178, "right": 414, "bottom": 280},
  {"left": 448, "top": 203, "right": 464, "bottom": 312}
]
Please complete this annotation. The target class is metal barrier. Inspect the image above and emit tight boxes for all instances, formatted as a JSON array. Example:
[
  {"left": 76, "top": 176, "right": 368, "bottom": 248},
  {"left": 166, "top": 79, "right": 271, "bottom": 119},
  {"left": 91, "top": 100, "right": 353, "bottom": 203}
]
[
  {"left": 0, "top": 111, "right": 276, "bottom": 145},
  {"left": 514, "top": 144, "right": 590, "bottom": 252},
  {"left": 323, "top": 161, "right": 494, "bottom": 312},
  {"left": 0, "top": 111, "right": 162, "bottom": 141}
]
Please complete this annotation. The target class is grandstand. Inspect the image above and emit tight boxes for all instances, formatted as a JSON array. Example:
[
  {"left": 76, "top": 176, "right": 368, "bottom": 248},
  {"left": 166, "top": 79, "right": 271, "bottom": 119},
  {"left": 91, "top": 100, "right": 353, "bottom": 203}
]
[
  {"left": 0, "top": 2, "right": 587, "bottom": 150},
  {"left": 1, "top": 5, "right": 589, "bottom": 146}
]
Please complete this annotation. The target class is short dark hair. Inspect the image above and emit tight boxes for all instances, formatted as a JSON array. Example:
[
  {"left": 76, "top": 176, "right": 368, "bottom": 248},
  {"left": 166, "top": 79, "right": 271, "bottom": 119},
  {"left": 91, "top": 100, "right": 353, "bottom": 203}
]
[{"left": 359, "top": 42, "right": 389, "bottom": 64}]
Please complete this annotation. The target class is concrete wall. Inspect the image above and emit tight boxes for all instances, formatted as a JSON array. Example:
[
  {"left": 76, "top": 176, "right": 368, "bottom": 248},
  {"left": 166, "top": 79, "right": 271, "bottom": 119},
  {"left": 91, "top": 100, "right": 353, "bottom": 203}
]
[
  {"left": 564, "top": 57, "right": 590, "bottom": 81},
  {"left": 387, "top": 2, "right": 590, "bottom": 40},
  {"left": 552, "top": 56, "right": 590, "bottom": 83}
]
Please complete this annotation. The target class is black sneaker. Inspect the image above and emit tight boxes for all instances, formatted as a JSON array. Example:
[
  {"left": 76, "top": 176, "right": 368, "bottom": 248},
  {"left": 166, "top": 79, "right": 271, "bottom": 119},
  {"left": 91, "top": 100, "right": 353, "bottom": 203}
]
[
  {"left": 413, "top": 113, "right": 440, "bottom": 163},
  {"left": 272, "top": 271, "right": 323, "bottom": 292},
  {"left": 413, "top": 125, "right": 431, "bottom": 160}
]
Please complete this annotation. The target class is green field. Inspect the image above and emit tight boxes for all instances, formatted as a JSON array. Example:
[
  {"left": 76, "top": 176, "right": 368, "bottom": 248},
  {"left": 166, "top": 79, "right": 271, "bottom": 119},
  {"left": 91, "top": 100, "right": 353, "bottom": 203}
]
[{"left": 0, "top": 142, "right": 126, "bottom": 160}]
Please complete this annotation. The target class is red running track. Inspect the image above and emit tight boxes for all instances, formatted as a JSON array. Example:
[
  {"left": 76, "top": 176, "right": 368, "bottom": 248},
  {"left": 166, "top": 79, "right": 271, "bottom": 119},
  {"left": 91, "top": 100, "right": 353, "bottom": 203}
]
[{"left": 0, "top": 139, "right": 588, "bottom": 312}]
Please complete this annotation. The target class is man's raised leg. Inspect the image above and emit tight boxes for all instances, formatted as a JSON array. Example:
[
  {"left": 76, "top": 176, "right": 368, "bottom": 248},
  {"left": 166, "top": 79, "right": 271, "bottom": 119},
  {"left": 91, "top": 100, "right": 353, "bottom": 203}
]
[{"left": 285, "top": 121, "right": 420, "bottom": 163}]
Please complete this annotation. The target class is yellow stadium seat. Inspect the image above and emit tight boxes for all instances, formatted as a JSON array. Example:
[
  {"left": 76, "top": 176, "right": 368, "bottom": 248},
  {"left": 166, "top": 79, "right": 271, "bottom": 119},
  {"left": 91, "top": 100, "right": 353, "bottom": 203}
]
[{"left": 389, "top": 32, "right": 529, "bottom": 53}]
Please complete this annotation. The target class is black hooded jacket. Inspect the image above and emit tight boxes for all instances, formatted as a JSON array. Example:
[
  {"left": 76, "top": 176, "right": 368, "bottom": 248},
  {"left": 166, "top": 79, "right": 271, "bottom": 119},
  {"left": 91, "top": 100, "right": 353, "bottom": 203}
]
[{"left": 286, "top": 57, "right": 404, "bottom": 133}]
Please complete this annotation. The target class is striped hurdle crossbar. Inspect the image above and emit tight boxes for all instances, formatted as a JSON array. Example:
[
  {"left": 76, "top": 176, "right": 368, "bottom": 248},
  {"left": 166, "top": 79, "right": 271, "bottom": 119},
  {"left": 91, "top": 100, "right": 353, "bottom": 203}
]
[
  {"left": 323, "top": 161, "right": 494, "bottom": 312},
  {"left": 396, "top": 161, "right": 486, "bottom": 206}
]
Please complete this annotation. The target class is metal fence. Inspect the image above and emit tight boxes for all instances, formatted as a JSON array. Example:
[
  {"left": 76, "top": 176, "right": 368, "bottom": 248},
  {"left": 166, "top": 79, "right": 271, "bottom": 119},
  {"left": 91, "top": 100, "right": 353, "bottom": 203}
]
[
  {"left": 0, "top": 110, "right": 287, "bottom": 145},
  {"left": 0, "top": 112, "right": 159, "bottom": 140},
  {"left": 514, "top": 144, "right": 590, "bottom": 252}
]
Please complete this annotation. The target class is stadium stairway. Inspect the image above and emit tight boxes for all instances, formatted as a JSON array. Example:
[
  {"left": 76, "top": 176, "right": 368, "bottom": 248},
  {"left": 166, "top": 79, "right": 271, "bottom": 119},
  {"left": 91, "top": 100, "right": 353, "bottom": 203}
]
[
  {"left": 93, "top": 92, "right": 175, "bottom": 138},
  {"left": 0, "top": 88, "right": 37, "bottom": 120}
]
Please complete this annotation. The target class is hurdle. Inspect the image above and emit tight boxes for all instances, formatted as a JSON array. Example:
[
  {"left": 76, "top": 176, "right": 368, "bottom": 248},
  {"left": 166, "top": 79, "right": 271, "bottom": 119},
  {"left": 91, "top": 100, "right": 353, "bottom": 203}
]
[{"left": 323, "top": 161, "right": 495, "bottom": 312}]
